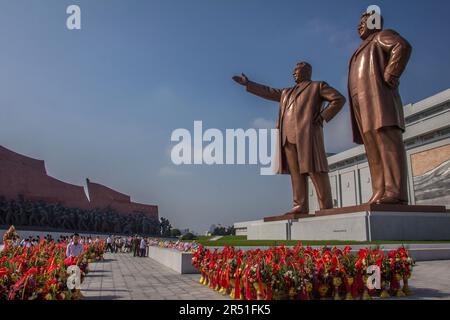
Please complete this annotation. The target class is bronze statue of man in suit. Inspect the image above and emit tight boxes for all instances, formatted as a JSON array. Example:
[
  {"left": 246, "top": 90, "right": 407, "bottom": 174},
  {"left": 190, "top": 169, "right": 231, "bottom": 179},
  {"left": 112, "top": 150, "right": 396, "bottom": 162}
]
[
  {"left": 233, "top": 62, "right": 345, "bottom": 214},
  {"left": 348, "top": 12, "right": 412, "bottom": 205}
]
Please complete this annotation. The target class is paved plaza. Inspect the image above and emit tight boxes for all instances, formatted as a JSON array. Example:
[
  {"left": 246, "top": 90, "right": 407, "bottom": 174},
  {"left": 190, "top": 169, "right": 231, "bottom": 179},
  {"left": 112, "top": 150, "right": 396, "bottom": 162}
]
[
  {"left": 80, "top": 252, "right": 229, "bottom": 300},
  {"left": 81, "top": 252, "right": 450, "bottom": 300},
  {"left": 401, "top": 259, "right": 450, "bottom": 300}
]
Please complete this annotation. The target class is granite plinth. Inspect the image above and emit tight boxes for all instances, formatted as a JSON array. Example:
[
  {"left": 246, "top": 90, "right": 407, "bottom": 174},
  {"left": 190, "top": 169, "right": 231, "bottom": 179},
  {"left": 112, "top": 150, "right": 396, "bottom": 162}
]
[{"left": 251, "top": 205, "right": 450, "bottom": 241}]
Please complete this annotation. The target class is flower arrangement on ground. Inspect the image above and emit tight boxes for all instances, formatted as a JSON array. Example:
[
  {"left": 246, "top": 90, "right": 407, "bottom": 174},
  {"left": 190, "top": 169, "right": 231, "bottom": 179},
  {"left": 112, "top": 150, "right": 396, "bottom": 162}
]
[
  {"left": 0, "top": 239, "right": 105, "bottom": 300},
  {"left": 192, "top": 244, "right": 415, "bottom": 300}
]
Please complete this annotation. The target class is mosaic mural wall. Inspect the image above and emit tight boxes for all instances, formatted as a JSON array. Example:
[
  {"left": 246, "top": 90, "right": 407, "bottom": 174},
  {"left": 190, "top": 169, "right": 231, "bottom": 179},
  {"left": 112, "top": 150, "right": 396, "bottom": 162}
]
[{"left": 411, "top": 144, "right": 450, "bottom": 206}]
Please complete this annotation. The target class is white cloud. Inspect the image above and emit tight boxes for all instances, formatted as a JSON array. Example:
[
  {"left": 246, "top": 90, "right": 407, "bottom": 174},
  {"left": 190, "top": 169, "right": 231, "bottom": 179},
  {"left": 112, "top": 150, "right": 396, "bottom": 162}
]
[
  {"left": 251, "top": 117, "right": 275, "bottom": 129},
  {"left": 305, "top": 18, "right": 359, "bottom": 54}
]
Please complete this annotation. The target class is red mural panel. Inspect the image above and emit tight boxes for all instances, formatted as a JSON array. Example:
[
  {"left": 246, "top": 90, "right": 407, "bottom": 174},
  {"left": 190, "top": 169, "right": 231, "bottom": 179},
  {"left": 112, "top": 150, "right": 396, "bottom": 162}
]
[
  {"left": 0, "top": 145, "right": 158, "bottom": 219},
  {"left": 86, "top": 180, "right": 158, "bottom": 218},
  {"left": 86, "top": 180, "right": 131, "bottom": 205}
]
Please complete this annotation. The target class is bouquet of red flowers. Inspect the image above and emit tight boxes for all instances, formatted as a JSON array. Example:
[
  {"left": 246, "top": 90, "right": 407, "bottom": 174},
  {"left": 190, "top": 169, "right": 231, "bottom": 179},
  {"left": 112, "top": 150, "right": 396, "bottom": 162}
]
[
  {"left": 0, "top": 239, "right": 105, "bottom": 300},
  {"left": 191, "top": 243, "right": 415, "bottom": 300}
]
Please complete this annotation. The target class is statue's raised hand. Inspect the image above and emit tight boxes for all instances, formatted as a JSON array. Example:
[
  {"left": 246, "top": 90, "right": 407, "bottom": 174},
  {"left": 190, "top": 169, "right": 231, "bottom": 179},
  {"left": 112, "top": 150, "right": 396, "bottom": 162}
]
[{"left": 232, "top": 73, "right": 249, "bottom": 86}]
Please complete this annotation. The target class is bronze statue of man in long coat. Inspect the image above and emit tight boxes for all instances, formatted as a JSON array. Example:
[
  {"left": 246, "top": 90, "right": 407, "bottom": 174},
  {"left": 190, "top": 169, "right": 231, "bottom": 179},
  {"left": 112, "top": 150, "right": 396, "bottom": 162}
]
[
  {"left": 348, "top": 12, "right": 412, "bottom": 204},
  {"left": 233, "top": 62, "right": 345, "bottom": 214}
]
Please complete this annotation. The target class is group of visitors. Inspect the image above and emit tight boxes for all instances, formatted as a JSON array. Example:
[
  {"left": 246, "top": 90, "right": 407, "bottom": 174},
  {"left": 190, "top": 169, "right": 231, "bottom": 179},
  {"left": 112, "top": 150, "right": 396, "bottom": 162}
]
[
  {"left": 3, "top": 231, "right": 151, "bottom": 258},
  {"left": 105, "top": 235, "right": 127, "bottom": 253},
  {"left": 105, "top": 235, "right": 149, "bottom": 257},
  {"left": 3, "top": 231, "right": 86, "bottom": 260},
  {"left": 4, "top": 233, "right": 102, "bottom": 249}
]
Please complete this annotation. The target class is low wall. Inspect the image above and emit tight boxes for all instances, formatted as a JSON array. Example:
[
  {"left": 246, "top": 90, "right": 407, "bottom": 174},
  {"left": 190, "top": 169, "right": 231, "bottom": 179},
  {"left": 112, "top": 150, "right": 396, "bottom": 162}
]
[{"left": 147, "top": 246, "right": 198, "bottom": 274}]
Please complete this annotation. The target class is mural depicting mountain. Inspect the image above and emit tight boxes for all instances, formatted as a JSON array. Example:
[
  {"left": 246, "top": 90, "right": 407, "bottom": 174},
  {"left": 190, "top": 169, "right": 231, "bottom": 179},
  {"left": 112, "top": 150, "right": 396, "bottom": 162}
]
[{"left": 413, "top": 159, "right": 450, "bottom": 205}]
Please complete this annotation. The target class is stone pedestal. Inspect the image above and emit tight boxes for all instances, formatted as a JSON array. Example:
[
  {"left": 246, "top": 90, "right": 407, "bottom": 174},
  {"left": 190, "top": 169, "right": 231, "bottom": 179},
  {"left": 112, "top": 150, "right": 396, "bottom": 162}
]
[
  {"left": 147, "top": 247, "right": 198, "bottom": 274},
  {"left": 246, "top": 204, "right": 450, "bottom": 241}
]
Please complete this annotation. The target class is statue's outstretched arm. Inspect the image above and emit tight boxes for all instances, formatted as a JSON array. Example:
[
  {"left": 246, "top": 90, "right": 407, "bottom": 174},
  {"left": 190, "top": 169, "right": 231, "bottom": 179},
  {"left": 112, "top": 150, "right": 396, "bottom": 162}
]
[{"left": 232, "top": 73, "right": 282, "bottom": 102}]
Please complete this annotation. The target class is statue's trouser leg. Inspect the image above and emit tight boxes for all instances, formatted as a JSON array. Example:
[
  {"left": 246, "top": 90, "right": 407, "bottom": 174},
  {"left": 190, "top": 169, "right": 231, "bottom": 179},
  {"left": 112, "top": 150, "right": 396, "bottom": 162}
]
[
  {"left": 352, "top": 94, "right": 385, "bottom": 203},
  {"left": 374, "top": 127, "right": 409, "bottom": 202},
  {"left": 309, "top": 172, "right": 333, "bottom": 210},
  {"left": 284, "top": 142, "right": 309, "bottom": 212},
  {"left": 362, "top": 130, "right": 385, "bottom": 202}
]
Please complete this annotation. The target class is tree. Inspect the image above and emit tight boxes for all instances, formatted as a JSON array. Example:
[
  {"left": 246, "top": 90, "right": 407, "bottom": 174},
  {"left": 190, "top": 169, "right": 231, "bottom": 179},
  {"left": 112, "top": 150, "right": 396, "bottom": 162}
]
[
  {"left": 181, "top": 232, "right": 196, "bottom": 241},
  {"left": 170, "top": 228, "right": 181, "bottom": 237},
  {"left": 212, "top": 225, "right": 235, "bottom": 236},
  {"left": 226, "top": 225, "right": 236, "bottom": 236},
  {"left": 160, "top": 217, "right": 172, "bottom": 237}
]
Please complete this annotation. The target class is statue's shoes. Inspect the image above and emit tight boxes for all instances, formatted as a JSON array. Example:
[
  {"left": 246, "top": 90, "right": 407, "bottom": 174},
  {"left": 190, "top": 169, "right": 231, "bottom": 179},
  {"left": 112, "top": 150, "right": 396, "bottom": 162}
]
[
  {"left": 284, "top": 206, "right": 309, "bottom": 215},
  {"left": 368, "top": 191, "right": 384, "bottom": 204},
  {"left": 376, "top": 196, "right": 407, "bottom": 205}
]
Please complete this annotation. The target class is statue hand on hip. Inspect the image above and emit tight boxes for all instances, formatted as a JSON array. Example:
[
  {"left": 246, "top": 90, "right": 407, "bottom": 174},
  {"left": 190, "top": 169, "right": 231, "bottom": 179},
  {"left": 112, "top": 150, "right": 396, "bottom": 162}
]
[
  {"left": 384, "top": 72, "right": 400, "bottom": 89},
  {"left": 314, "top": 114, "right": 324, "bottom": 127}
]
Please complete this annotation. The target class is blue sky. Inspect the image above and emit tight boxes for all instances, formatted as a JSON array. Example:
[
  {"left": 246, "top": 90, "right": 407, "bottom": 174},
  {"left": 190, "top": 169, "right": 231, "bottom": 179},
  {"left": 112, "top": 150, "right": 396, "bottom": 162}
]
[{"left": 1, "top": 0, "right": 449, "bottom": 233}]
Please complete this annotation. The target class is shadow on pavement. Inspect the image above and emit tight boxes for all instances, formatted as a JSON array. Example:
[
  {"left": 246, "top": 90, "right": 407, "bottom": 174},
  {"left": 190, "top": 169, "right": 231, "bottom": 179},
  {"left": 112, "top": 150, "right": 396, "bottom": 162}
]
[
  {"left": 401, "top": 287, "right": 450, "bottom": 299},
  {"left": 83, "top": 295, "right": 121, "bottom": 300}
]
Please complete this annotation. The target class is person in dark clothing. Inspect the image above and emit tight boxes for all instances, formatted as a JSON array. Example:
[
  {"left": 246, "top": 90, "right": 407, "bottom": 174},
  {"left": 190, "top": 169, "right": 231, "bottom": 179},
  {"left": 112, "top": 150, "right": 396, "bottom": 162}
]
[{"left": 133, "top": 236, "right": 140, "bottom": 257}]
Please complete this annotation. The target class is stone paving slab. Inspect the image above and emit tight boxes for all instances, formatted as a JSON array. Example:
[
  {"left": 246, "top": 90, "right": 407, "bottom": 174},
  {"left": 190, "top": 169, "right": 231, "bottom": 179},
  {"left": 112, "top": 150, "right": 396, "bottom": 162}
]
[
  {"left": 80, "top": 253, "right": 229, "bottom": 300},
  {"left": 401, "top": 260, "right": 450, "bottom": 300},
  {"left": 80, "top": 253, "right": 450, "bottom": 300}
]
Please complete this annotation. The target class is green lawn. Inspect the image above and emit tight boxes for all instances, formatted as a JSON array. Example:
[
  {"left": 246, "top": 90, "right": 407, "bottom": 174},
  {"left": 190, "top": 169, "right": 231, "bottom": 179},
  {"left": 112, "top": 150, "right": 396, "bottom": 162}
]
[
  {"left": 182, "top": 235, "right": 213, "bottom": 242},
  {"left": 196, "top": 235, "right": 450, "bottom": 247}
]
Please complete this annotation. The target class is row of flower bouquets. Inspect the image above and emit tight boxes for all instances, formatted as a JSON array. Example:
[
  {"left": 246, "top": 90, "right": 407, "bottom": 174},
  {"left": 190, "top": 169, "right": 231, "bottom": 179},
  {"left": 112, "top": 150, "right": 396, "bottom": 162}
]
[
  {"left": 0, "top": 238, "right": 105, "bottom": 300},
  {"left": 148, "top": 239, "right": 199, "bottom": 253},
  {"left": 192, "top": 244, "right": 415, "bottom": 300}
]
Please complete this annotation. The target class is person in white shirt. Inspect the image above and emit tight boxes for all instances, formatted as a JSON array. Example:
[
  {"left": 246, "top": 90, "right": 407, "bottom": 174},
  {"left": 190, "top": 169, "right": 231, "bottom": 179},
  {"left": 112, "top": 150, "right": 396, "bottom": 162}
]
[
  {"left": 106, "top": 236, "right": 113, "bottom": 253},
  {"left": 66, "top": 234, "right": 84, "bottom": 257},
  {"left": 139, "top": 238, "right": 146, "bottom": 257},
  {"left": 65, "top": 233, "right": 84, "bottom": 298}
]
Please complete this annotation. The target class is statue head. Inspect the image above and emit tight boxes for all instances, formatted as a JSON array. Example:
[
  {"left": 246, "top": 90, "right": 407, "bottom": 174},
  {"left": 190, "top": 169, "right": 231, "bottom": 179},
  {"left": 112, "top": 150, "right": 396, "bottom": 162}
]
[
  {"left": 358, "top": 11, "right": 384, "bottom": 40},
  {"left": 293, "top": 61, "right": 312, "bottom": 83}
]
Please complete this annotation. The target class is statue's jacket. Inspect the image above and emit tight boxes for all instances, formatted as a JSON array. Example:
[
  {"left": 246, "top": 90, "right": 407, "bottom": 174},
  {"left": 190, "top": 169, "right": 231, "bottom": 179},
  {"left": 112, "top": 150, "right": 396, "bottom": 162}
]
[
  {"left": 348, "top": 29, "right": 412, "bottom": 144},
  {"left": 246, "top": 80, "right": 345, "bottom": 175}
]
